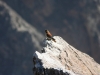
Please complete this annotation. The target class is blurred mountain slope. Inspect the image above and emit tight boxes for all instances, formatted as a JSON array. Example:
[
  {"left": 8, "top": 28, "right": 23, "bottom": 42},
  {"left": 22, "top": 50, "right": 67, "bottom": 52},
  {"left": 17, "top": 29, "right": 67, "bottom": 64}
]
[{"left": 0, "top": 1, "right": 44, "bottom": 75}]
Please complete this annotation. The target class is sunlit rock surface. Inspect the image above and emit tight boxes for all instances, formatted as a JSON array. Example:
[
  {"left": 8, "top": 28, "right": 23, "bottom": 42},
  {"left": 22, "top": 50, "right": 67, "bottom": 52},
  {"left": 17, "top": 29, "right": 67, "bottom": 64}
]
[{"left": 33, "top": 36, "right": 100, "bottom": 75}]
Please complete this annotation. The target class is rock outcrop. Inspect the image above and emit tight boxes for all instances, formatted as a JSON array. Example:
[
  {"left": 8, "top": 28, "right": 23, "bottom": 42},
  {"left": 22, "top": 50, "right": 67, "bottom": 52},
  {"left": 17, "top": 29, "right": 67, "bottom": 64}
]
[{"left": 33, "top": 36, "right": 100, "bottom": 75}]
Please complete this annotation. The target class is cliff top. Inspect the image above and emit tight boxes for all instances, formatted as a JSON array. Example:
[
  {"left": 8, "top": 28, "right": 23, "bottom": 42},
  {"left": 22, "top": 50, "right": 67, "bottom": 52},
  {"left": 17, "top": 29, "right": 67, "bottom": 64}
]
[{"left": 33, "top": 36, "right": 100, "bottom": 75}]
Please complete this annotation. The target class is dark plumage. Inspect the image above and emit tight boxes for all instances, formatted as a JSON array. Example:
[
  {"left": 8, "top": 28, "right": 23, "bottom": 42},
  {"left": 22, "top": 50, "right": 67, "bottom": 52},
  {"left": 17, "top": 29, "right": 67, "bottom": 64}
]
[{"left": 45, "top": 30, "right": 56, "bottom": 42}]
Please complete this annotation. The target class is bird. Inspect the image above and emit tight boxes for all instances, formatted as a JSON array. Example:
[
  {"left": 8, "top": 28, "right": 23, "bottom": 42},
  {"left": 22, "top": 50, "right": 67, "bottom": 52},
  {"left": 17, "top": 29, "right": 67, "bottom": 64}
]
[{"left": 45, "top": 30, "right": 56, "bottom": 42}]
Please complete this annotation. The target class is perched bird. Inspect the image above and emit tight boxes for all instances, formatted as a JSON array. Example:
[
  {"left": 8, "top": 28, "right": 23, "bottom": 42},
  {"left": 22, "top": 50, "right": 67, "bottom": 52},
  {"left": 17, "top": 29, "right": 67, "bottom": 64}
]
[{"left": 45, "top": 30, "right": 56, "bottom": 42}]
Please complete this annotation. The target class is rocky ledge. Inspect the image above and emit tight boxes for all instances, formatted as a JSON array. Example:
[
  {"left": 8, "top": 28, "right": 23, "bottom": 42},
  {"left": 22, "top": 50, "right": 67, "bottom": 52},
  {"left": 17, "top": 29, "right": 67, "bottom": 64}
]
[{"left": 33, "top": 36, "right": 100, "bottom": 75}]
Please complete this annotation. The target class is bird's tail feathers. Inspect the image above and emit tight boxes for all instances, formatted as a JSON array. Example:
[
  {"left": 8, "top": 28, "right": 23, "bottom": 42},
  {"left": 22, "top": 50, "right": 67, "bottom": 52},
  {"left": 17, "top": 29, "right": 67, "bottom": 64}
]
[{"left": 51, "top": 37, "right": 56, "bottom": 42}]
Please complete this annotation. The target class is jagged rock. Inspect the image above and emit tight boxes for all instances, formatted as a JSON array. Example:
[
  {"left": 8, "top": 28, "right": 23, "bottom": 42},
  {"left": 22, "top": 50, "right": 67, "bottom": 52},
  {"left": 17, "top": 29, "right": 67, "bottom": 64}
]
[{"left": 33, "top": 36, "right": 100, "bottom": 75}]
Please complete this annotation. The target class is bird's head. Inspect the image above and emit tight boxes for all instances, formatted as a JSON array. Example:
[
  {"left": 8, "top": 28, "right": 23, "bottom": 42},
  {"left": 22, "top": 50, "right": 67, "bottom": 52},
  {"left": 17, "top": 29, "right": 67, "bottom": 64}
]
[{"left": 45, "top": 30, "right": 49, "bottom": 33}]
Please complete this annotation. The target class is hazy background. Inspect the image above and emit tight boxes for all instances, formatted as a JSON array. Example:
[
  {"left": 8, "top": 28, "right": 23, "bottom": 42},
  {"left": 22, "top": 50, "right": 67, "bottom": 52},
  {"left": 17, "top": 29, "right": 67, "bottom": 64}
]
[{"left": 0, "top": 0, "right": 100, "bottom": 75}]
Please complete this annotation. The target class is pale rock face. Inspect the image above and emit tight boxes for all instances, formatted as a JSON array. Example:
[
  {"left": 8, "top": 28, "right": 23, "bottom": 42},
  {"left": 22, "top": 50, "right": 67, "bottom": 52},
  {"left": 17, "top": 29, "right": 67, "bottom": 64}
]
[{"left": 33, "top": 36, "right": 100, "bottom": 75}]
